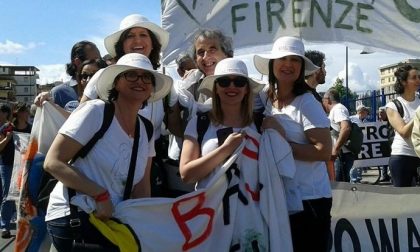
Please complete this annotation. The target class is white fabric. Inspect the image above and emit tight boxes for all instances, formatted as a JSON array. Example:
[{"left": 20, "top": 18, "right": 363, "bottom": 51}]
[
  {"left": 328, "top": 103, "right": 351, "bottom": 154},
  {"left": 45, "top": 100, "right": 155, "bottom": 221},
  {"left": 270, "top": 92, "right": 331, "bottom": 200},
  {"left": 83, "top": 74, "right": 99, "bottom": 100},
  {"left": 161, "top": 1, "right": 420, "bottom": 65},
  {"left": 386, "top": 96, "right": 420, "bottom": 157},
  {"left": 74, "top": 128, "right": 293, "bottom": 251}
]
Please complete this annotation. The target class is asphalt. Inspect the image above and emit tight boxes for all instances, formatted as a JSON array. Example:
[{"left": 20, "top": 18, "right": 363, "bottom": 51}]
[{"left": 0, "top": 223, "right": 16, "bottom": 252}]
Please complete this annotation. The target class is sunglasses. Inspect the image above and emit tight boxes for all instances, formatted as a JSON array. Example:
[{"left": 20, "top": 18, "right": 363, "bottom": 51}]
[
  {"left": 216, "top": 76, "right": 248, "bottom": 88},
  {"left": 81, "top": 73, "right": 95, "bottom": 81},
  {"left": 123, "top": 71, "right": 154, "bottom": 85}
]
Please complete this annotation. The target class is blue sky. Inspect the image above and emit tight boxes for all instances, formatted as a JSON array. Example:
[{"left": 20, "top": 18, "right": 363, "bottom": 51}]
[{"left": 0, "top": 1, "right": 415, "bottom": 93}]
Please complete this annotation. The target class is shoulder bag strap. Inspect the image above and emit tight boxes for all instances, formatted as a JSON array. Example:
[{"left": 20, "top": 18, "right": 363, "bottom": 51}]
[{"left": 123, "top": 116, "right": 140, "bottom": 200}]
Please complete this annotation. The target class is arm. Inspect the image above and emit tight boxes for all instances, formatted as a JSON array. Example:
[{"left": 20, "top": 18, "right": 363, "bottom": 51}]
[
  {"left": 166, "top": 102, "right": 185, "bottom": 138},
  {"left": 43, "top": 134, "right": 112, "bottom": 219},
  {"left": 131, "top": 157, "right": 153, "bottom": 198},
  {"left": 387, "top": 107, "right": 414, "bottom": 138},
  {"left": 289, "top": 128, "right": 332, "bottom": 161},
  {"left": 332, "top": 120, "right": 351, "bottom": 159},
  {"left": 0, "top": 132, "right": 12, "bottom": 152},
  {"left": 80, "top": 94, "right": 91, "bottom": 104},
  {"left": 179, "top": 132, "right": 244, "bottom": 184}
]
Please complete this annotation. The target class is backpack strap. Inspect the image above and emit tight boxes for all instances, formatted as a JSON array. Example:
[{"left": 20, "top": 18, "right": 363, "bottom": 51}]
[
  {"left": 253, "top": 111, "right": 265, "bottom": 133},
  {"left": 196, "top": 112, "right": 210, "bottom": 148},
  {"left": 392, "top": 99, "right": 404, "bottom": 118},
  {"left": 139, "top": 115, "right": 153, "bottom": 142},
  {"left": 72, "top": 101, "right": 115, "bottom": 161}
]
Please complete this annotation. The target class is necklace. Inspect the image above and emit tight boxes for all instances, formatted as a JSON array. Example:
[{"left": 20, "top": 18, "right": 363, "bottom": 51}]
[{"left": 115, "top": 102, "right": 135, "bottom": 137}]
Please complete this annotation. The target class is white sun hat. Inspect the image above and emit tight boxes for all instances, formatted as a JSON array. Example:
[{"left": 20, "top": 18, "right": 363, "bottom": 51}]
[
  {"left": 95, "top": 53, "right": 173, "bottom": 102},
  {"left": 104, "top": 14, "right": 169, "bottom": 57},
  {"left": 198, "top": 58, "right": 264, "bottom": 95},
  {"left": 253, "top": 36, "right": 319, "bottom": 76}
]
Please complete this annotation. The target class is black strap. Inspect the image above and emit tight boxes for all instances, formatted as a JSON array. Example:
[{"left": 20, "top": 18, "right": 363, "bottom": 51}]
[
  {"left": 196, "top": 112, "right": 210, "bottom": 148},
  {"left": 139, "top": 115, "right": 153, "bottom": 142},
  {"left": 123, "top": 116, "right": 140, "bottom": 200},
  {"left": 392, "top": 99, "right": 404, "bottom": 118}
]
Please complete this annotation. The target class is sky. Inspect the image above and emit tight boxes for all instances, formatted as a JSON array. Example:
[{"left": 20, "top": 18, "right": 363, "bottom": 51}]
[{"left": 0, "top": 1, "right": 417, "bottom": 94}]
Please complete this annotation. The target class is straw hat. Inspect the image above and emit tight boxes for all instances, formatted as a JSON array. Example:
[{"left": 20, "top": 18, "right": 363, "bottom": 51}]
[
  {"left": 95, "top": 53, "right": 172, "bottom": 102},
  {"left": 198, "top": 58, "right": 264, "bottom": 95},
  {"left": 253, "top": 36, "right": 319, "bottom": 75},
  {"left": 104, "top": 14, "right": 169, "bottom": 57}
]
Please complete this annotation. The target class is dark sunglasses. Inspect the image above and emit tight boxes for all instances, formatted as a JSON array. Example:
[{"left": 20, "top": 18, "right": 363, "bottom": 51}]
[
  {"left": 215, "top": 76, "right": 248, "bottom": 88},
  {"left": 81, "top": 73, "right": 95, "bottom": 80},
  {"left": 123, "top": 71, "right": 154, "bottom": 85}
]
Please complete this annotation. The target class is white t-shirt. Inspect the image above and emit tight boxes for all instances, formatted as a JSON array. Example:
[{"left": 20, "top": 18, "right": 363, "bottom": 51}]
[
  {"left": 83, "top": 76, "right": 164, "bottom": 141},
  {"left": 259, "top": 90, "right": 332, "bottom": 200},
  {"left": 328, "top": 103, "right": 351, "bottom": 153},
  {"left": 45, "top": 100, "right": 155, "bottom": 221},
  {"left": 184, "top": 115, "right": 255, "bottom": 189},
  {"left": 386, "top": 96, "right": 420, "bottom": 156}
]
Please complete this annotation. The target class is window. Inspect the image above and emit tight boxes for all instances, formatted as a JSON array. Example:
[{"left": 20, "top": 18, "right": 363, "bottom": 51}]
[
  {"left": 24, "top": 77, "right": 29, "bottom": 82},
  {"left": 24, "top": 87, "right": 29, "bottom": 93}
]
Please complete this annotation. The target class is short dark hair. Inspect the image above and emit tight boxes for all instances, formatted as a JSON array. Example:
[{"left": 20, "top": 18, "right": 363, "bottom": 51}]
[
  {"left": 66, "top": 41, "right": 99, "bottom": 78},
  {"left": 305, "top": 50, "right": 325, "bottom": 68},
  {"left": 394, "top": 64, "right": 418, "bottom": 94},
  {"left": 0, "top": 103, "right": 11, "bottom": 119},
  {"left": 191, "top": 29, "right": 233, "bottom": 60},
  {"left": 114, "top": 28, "right": 162, "bottom": 70}
]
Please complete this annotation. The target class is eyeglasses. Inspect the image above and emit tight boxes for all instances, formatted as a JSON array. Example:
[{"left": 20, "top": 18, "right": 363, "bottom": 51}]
[
  {"left": 123, "top": 71, "right": 154, "bottom": 85},
  {"left": 215, "top": 76, "right": 248, "bottom": 88},
  {"left": 81, "top": 73, "right": 95, "bottom": 81}
]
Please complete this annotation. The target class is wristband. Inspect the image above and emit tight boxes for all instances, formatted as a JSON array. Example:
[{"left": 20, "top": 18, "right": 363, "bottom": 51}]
[{"left": 94, "top": 191, "right": 110, "bottom": 202}]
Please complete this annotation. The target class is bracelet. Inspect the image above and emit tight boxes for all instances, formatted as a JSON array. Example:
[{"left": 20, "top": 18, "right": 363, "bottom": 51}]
[{"left": 94, "top": 191, "right": 110, "bottom": 202}]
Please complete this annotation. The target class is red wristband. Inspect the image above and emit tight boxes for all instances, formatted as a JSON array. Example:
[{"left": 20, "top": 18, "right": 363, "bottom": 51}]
[{"left": 94, "top": 191, "right": 110, "bottom": 202}]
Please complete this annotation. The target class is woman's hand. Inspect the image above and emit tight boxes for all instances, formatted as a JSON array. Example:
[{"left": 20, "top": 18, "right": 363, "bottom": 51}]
[
  {"left": 34, "top": 91, "right": 52, "bottom": 106},
  {"left": 221, "top": 131, "right": 245, "bottom": 154},
  {"left": 261, "top": 116, "right": 286, "bottom": 138},
  {"left": 93, "top": 191, "right": 113, "bottom": 221}
]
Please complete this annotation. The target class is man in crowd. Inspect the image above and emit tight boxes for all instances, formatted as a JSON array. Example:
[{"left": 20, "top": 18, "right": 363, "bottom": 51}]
[
  {"left": 323, "top": 88, "right": 354, "bottom": 182},
  {"left": 305, "top": 50, "right": 326, "bottom": 105},
  {"left": 350, "top": 104, "right": 370, "bottom": 123}
]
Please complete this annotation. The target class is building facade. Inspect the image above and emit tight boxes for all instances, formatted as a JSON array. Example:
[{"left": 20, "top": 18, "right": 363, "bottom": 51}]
[{"left": 0, "top": 65, "right": 39, "bottom": 104}]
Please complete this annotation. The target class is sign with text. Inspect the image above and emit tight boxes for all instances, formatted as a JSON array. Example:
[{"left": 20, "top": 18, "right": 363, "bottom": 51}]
[{"left": 161, "top": 0, "right": 420, "bottom": 64}]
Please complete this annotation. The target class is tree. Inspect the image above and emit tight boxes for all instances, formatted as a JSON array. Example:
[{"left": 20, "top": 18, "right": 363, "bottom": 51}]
[{"left": 332, "top": 77, "right": 358, "bottom": 107}]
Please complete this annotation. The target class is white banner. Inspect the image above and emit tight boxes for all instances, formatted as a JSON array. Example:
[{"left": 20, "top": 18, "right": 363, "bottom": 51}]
[
  {"left": 353, "top": 121, "right": 389, "bottom": 168},
  {"left": 161, "top": 0, "right": 420, "bottom": 64},
  {"left": 330, "top": 182, "right": 420, "bottom": 251}
]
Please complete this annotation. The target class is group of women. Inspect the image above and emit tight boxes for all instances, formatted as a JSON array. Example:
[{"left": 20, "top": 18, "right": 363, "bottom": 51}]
[{"left": 40, "top": 13, "right": 334, "bottom": 252}]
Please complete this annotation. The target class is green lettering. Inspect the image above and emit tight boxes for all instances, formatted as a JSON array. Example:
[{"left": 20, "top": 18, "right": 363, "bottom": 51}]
[
  {"left": 356, "top": 3, "right": 373, "bottom": 33},
  {"left": 293, "top": 0, "right": 307, "bottom": 27},
  {"left": 393, "top": 0, "right": 420, "bottom": 23},
  {"left": 310, "top": 0, "right": 332, "bottom": 27},
  {"left": 231, "top": 3, "right": 248, "bottom": 34},
  {"left": 335, "top": 0, "right": 353, "bottom": 30},
  {"left": 255, "top": 2, "right": 262, "bottom": 32},
  {"left": 266, "top": 0, "right": 286, "bottom": 32}
]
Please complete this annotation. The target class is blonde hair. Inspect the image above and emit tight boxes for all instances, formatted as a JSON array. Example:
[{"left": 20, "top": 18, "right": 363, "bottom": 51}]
[{"left": 209, "top": 82, "right": 254, "bottom": 127}]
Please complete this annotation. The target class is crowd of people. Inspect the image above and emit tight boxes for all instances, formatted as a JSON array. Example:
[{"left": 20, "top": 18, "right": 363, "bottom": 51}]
[{"left": 1, "top": 12, "right": 420, "bottom": 252}]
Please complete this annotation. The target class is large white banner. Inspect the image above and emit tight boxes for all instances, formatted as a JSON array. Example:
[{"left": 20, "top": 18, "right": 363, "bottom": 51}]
[
  {"left": 161, "top": 0, "right": 420, "bottom": 64},
  {"left": 330, "top": 182, "right": 420, "bottom": 252}
]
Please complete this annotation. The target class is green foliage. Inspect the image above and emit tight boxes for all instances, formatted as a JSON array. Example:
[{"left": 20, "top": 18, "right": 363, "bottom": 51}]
[{"left": 332, "top": 78, "right": 358, "bottom": 104}]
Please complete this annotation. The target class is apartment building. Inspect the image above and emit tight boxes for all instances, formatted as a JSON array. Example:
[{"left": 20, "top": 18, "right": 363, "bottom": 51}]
[{"left": 0, "top": 65, "right": 39, "bottom": 104}]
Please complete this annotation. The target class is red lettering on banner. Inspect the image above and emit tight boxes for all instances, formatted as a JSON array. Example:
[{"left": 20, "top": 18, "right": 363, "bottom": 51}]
[
  {"left": 242, "top": 135, "right": 259, "bottom": 160},
  {"left": 171, "top": 192, "right": 215, "bottom": 251},
  {"left": 245, "top": 183, "right": 260, "bottom": 201}
]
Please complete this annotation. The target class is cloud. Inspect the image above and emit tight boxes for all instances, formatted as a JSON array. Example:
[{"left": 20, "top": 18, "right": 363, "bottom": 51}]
[
  {"left": 336, "top": 63, "right": 378, "bottom": 93},
  {"left": 0, "top": 40, "right": 43, "bottom": 54},
  {"left": 37, "top": 64, "right": 69, "bottom": 85}
]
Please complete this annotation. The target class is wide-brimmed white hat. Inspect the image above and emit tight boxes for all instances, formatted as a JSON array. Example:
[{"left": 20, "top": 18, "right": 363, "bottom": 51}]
[
  {"left": 96, "top": 53, "right": 173, "bottom": 102},
  {"left": 356, "top": 104, "right": 370, "bottom": 112},
  {"left": 198, "top": 58, "right": 264, "bottom": 95},
  {"left": 254, "top": 36, "right": 319, "bottom": 76},
  {"left": 104, "top": 14, "right": 169, "bottom": 57}
]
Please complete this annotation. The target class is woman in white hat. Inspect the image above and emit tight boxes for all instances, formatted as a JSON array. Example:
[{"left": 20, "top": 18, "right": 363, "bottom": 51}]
[
  {"left": 254, "top": 36, "right": 332, "bottom": 252},
  {"left": 43, "top": 53, "right": 172, "bottom": 251},
  {"left": 179, "top": 58, "right": 267, "bottom": 188}
]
